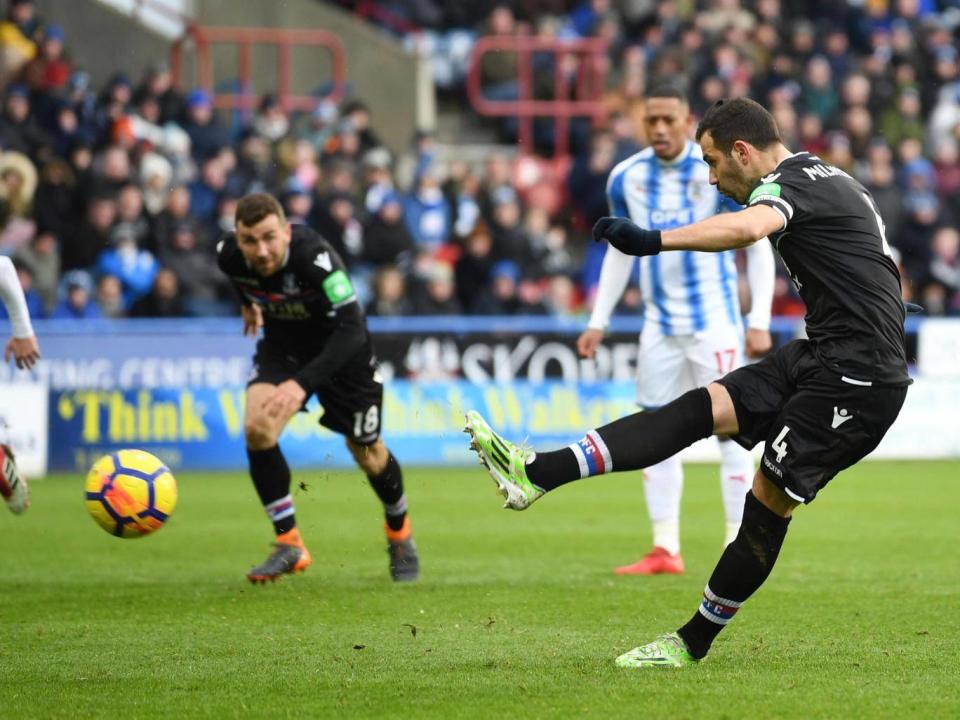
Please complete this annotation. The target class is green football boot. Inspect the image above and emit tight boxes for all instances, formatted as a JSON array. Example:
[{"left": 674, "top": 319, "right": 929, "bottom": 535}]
[
  {"left": 464, "top": 410, "right": 544, "bottom": 510},
  {"left": 615, "top": 633, "right": 699, "bottom": 668}
]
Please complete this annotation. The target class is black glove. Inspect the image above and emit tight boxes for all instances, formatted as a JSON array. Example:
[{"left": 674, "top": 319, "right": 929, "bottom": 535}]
[
  {"left": 903, "top": 301, "right": 924, "bottom": 314},
  {"left": 592, "top": 217, "right": 662, "bottom": 257}
]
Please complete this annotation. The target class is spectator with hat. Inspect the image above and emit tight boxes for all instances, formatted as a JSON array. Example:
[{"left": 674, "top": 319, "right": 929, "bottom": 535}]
[
  {"left": 22, "top": 22, "right": 69, "bottom": 92},
  {"left": 182, "top": 88, "right": 229, "bottom": 161},
  {"left": 252, "top": 93, "right": 290, "bottom": 144},
  {"left": 0, "top": 84, "right": 47, "bottom": 158},
  {"left": 362, "top": 190, "right": 415, "bottom": 269},
  {"left": 50, "top": 268, "right": 101, "bottom": 319}
]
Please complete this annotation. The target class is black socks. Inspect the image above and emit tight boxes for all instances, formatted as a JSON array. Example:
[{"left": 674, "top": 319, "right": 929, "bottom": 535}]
[
  {"left": 677, "top": 490, "right": 792, "bottom": 659},
  {"left": 527, "top": 387, "right": 715, "bottom": 492},
  {"left": 247, "top": 445, "right": 295, "bottom": 535},
  {"left": 367, "top": 452, "right": 407, "bottom": 531}
]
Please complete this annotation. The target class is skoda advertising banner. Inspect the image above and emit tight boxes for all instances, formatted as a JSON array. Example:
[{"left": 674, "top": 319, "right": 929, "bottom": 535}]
[{"left": 0, "top": 317, "right": 952, "bottom": 474}]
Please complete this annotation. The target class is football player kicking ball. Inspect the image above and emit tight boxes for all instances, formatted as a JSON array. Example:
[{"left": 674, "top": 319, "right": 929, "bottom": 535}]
[
  {"left": 218, "top": 193, "right": 418, "bottom": 583},
  {"left": 0, "top": 255, "right": 40, "bottom": 514},
  {"left": 466, "top": 98, "right": 910, "bottom": 666}
]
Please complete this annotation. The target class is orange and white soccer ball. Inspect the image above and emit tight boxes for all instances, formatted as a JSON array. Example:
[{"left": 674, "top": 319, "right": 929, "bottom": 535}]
[{"left": 84, "top": 450, "right": 177, "bottom": 538}]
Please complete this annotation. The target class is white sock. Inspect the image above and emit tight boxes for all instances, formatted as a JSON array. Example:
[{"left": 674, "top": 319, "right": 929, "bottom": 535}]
[
  {"left": 644, "top": 455, "right": 683, "bottom": 555},
  {"left": 724, "top": 522, "right": 741, "bottom": 547},
  {"left": 719, "top": 439, "right": 753, "bottom": 542},
  {"left": 652, "top": 519, "right": 681, "bottom": 556}
]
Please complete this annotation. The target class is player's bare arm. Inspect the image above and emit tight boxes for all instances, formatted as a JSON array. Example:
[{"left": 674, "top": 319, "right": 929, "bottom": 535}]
[
  {"left": 593, "top": 205, "right": 784, "bottom": 256},
  {"left": 662, "top": 205, "right": 784, "bottom": 251},
  {"left": 744, "top": 328, "right": 772, "bottom": 358}
]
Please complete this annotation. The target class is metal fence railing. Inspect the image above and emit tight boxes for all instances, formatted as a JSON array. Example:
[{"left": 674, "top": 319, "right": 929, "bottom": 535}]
[
  {"left": 170, "top": 25, "right": 348, "bottom": 112},
  {"left": 467, "top": 34, "right": 609, "bottom": 158}
]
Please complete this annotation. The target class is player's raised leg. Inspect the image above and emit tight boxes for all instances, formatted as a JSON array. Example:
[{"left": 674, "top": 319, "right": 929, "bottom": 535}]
[
  {"left": 347, "top": 437, "right": 419, "bottom": 582},
  {"left": 466, "top": 383, "right": 736, "bottom": 509},
  {"left": 244, "top": 381, "right": 312, "bottom": 583}
]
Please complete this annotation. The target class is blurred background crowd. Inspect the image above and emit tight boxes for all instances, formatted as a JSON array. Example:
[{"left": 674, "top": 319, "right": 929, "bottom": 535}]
[{"left": 2, "top": 0, "right": 960, "bottom": 322}]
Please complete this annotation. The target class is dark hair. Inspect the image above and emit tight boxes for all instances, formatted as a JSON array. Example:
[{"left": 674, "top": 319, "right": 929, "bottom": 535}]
[
  {"left": 235, "top": 192, "right": 286, "bottom": 227},
  {"left": 646, "top": 81, "right": 688, "bottom": 103},
  {"left": 695, "top": 97, "right": 781, "bottom": 152}
]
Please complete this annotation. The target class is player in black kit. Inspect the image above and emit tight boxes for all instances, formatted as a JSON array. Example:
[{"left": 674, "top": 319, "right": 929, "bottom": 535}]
[
  {"left": 465, "top": 98, "right": 910, "bottom": 666},
  {"left": 218, "top": 193, "right": 419, "bottom": 583}
]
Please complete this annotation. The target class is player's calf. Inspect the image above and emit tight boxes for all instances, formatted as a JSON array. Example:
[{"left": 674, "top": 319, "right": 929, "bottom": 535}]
[
  {"left": 353, "top": 440, "right": 420, "bottom": 581},
  {"left": 676, "top": 487, "right": 791, "bottom": 659},
  {"left": 465, "top": 389, "right": 718, "bottom": 510}
]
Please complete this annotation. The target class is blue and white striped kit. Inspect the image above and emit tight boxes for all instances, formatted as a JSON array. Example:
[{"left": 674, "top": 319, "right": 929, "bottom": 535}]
[{"left": 606, "top": 141, "right": 742, "bottom": 336}]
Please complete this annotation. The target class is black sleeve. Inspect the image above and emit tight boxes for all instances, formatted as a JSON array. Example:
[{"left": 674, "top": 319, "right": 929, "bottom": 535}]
[
  {"left": 292, "top": 305, "right": 368, "bottom": 392},
  {"left": 290, "top": 228, "right": 369, "bottom": 391}
]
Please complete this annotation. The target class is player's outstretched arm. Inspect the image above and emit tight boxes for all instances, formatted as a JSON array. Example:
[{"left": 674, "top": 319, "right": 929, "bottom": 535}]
[
  {"left": 662, "top": 205, "right": 783, "bottom": 252},
  {"left": 0, "top": 256, "right": 40, "bottom": 369},
  {"left": 593, "top": 205, "right": 784, "bottom": 256}
]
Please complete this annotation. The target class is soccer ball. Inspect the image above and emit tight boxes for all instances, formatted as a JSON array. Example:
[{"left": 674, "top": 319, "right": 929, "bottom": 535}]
[{"left": 84, "top": 450, "right": 178, "bottom": 538}]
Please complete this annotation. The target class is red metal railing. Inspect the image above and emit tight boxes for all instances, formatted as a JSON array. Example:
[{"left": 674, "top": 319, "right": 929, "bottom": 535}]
[
  {"left": 171, "top": 26, "right": 348, "bottom": 111},
  {"left": 467, "top": 35, "right": 609, "bottom": 157}
]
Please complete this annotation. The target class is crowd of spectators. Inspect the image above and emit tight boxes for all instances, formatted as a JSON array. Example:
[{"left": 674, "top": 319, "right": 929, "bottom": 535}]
[
  {"left": 346, "top": 0, "right": 960, "bottom": 317},
  {"left": 1, "top": 0, "right": 959, "bottom": 323}
]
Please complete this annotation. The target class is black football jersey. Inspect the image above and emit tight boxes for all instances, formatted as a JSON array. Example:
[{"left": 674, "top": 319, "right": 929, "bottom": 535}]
[
  {"left": 747, "top": 152, "right": 909, "bottom": 386},
  {"left": 217, "top": 224, "right": 374, "bottom": 389}
]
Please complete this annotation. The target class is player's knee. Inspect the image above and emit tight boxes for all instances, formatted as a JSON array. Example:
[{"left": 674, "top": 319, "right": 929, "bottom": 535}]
[
  {"left": 708, "top": 382, "right": 739, "bottom": 436},
  {"left": 244, "top": 418, "right": 278, "bottom": 450},
  {"left": 347, "top": 438, "right": 388, "bottom": 474},
  {"left": 751, "top": 469, "right": 798, "bottom": 518}
]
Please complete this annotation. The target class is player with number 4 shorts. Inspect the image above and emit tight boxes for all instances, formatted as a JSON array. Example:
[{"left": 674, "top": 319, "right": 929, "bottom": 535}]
[
  {"left": 218, "top": 193, "right": 418, "bottom": 583},
  {"left": 467, "top": 98, "right": 910, "bottom": 667}
]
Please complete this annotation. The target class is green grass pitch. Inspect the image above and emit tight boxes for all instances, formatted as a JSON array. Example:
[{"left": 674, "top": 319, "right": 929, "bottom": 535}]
[{"left": 1, "top": 461, "right": 958, "bottom": 719}]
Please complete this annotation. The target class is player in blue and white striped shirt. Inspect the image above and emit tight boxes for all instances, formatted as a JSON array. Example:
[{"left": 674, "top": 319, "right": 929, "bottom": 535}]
[{"left": 577, "top": 85, "right": 775, "bottom": 575}]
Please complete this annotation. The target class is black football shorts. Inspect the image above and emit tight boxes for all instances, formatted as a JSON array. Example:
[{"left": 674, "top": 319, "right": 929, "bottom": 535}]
[
  {"left": 248, "top": 340, "right": 384, "bottom": 445},
  {"left": 717, "top": 340, "right": 908, "bottom": 504}
]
